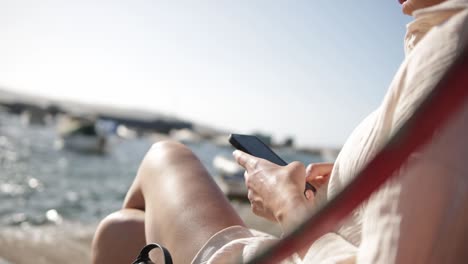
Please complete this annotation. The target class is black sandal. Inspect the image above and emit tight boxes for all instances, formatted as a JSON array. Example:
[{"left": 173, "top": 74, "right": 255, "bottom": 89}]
[{"left": 132, "top": 243, "right": 173, "bottom": 264}]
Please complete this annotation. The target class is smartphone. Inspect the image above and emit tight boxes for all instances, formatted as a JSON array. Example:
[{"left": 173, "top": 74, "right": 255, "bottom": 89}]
[{"left": 229, "top": 134, "right": 316, "bottom": 195}]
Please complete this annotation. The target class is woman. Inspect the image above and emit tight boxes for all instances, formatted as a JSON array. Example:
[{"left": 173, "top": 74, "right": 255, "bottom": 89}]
[{"left": 92, "top": 0, "right": 468, "bottom": 263}]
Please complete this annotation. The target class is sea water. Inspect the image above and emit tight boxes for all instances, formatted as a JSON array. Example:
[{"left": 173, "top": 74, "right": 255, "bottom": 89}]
[{"left": 0, "top": 110, "right": 321, "bottom": 263}]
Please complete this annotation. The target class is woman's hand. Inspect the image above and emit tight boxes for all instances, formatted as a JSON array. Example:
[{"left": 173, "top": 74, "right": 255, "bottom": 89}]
[
  {"left": 233, "top": 150, "right": 313, "bottom": 233},
  {"left": 304, "top": 162, "right": 334, "bottom": 198}
]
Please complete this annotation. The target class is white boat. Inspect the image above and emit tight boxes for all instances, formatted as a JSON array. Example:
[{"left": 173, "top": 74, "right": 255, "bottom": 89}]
[
  {"left": 60, "top": 134, "right": 107, "bottom": 154},
  {"left": 56, "top": 116, "right": 116, "bottom": 154}
]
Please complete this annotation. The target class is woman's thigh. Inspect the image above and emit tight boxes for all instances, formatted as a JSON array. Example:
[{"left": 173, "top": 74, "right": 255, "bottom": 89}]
[{"left": 123, "top": 140, "right": 246, "bottom": 263}]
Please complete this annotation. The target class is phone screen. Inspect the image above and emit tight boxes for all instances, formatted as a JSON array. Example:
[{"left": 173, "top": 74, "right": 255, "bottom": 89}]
[{"left": 229, "top": 134, "right": 287, "bottom": 166}]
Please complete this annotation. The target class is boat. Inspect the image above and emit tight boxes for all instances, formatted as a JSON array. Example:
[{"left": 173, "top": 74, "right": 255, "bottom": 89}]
[{"left": 56, "top": 116, "right": 116, "bottom": 154}]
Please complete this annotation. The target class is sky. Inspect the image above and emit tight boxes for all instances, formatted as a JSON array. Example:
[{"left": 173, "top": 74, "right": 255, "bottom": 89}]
[{"left": 0, "top": 0, "right": 413, "bottom": 147}]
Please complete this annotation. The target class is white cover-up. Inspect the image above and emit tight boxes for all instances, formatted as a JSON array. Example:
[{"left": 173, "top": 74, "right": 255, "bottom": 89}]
[{"left": 192, "top": 1, "right": 468, "bottom": 263}]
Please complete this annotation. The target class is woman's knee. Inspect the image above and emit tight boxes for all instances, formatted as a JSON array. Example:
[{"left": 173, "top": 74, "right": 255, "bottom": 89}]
[
  {"left": 92, "top": 209, "right": 146, "bottom": 264},
  {"left": 123, "top": 141, "right": 199, "bottom": 209},
  {"left": 140, "top": 140, "right": 200, "bottom": 174},
  {"left": 147, "top": 140, "right": 195, "bottom": 162}
]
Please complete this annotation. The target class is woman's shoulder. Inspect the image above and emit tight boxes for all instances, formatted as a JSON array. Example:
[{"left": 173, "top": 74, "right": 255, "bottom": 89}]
[{"left": 392, "top": 7, "right": 468, "bottom": 131}]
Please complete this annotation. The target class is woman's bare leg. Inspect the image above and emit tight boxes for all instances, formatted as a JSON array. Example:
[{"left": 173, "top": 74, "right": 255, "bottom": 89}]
[
  {"left": 92, "top": 209, "right": 146, "bottom": 264},
  {"left": 94, "top": 140, "right": 245, "bottom": 264}
]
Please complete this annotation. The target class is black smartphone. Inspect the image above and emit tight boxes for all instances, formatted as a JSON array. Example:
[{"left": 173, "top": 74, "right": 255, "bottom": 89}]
[{"left": 229, "top": 134, "right": 316, "bottom": 195}]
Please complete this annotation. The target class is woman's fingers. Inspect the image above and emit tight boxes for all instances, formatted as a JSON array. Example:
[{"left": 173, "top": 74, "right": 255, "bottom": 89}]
[
  {"left": 306, "top": 163, "right": 333, "bottom": 191},
  {"left": 233, "top": 150, "right": 259, "bottom": 171},
  {"left": 305, "top": 163, "right": 334, "bottom": 182},
  {"left": 243, "top": 170, "right": 250, "bottom": 186},
  {"left": 304, "top": 189, "right": 314, "bottom": 200},
  {"left": 247, "top": 188, "right": 276, "bottom": 221},
  {"left": 247, "top": 189, "right": 255, "bottom": 202}
]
